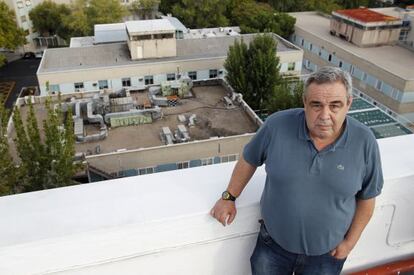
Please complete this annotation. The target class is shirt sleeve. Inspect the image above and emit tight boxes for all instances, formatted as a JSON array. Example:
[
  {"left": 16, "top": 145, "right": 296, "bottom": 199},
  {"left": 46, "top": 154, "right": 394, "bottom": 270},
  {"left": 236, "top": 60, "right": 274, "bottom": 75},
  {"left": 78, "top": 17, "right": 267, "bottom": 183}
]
[
  {"left": 356, "top": 139, "right": 384, "bottom": 200},
  {"left": 242, "top": 122, "right": 271, "bottom": 167}
]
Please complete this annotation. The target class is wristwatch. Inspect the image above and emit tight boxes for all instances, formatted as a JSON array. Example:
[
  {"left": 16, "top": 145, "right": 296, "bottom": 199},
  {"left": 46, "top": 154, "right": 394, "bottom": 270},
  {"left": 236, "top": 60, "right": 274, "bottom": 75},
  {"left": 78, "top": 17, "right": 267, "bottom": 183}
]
[{"left": 222, "top": 190, "right": 236, "bottom": 201}]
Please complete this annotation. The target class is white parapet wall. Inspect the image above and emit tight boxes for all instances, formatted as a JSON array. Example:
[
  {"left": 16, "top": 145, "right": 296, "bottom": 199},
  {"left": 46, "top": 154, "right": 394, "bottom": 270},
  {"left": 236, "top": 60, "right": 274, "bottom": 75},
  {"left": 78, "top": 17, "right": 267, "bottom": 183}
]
[{"left": 0, "top": 135, "right": 413, "bottom": 275}]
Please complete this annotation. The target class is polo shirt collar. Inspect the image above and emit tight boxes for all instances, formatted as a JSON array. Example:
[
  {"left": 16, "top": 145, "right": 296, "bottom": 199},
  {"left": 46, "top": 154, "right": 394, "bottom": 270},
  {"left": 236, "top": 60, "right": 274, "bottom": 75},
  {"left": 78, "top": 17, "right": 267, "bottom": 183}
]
[{"left": 298, "top": 111, "right": 349, "bottom": 150}]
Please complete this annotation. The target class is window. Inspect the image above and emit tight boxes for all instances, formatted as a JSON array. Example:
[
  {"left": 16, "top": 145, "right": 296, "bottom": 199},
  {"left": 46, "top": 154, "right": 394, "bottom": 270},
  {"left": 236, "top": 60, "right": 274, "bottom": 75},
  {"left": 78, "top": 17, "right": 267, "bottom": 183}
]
[
  {"left": 188, "top": 71, "right": 197, "bottom": 80},
  {"left": 167, "top": 73, "right": 176, "bottom": 81},
  {"left": 292, "top": 35, "right": 296, "bottom": 42},
  {"left": 177, "top": 161, "right": 189, "bottom": 169},
  {"left": 98, "top": 80, "right": 108, "bottom": 89},
  {"left": 122, "top": 78, "right": 131, "bottom": 87},
  {"left": 139, "top": 167, "right": 154, "bottom": 175},
  {"left": 209, "top": 69, "right": 218, "bottom": 78},
  {"left": 328, "top": 54, "right": 332, "bottom": 62},
  {"left": 362, "top": 72, "right": 367, "bottom": 82},
  {"left": 74, "top": 82, "right": 84, "bottom": 90},
  {"left": 49, "top": 84, "right": 60, "bottom": 93},
  {"left": 339, "top": 61, "right": 343, "bottom": 68},
  {"left": 301, "top": 39, "right": 304, "bottom": 46},
  {"left": 287, "top": 62, "right": 295, "bottom": 71},
  {"left": 20, "top": 15, "right": 27, "bottom": 23},
  {"left": 201, "top": 158, "right": 213, "bottom": 166},
  {"left": 221, "top": 154, "right": 238, "bottom": 163},
  {"left": 309, "top": 43, "right": 313, "bottom": 51},
  {"left": 144, "top": 75, "right": 154, "bottom": 85},
  {"left": 132, "top": 34, "right": 151, "bottom": 41},
  {"left": 153, "top": 33, "right": 174, "bottom": 39},
  {"left": 376, "top": 80, "right": 383, "bottom": 91}
]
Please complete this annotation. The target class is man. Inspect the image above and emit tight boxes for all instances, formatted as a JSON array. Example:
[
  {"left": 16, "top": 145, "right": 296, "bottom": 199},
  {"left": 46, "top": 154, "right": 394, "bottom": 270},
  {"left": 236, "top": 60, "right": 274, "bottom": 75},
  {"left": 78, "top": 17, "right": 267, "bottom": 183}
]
[{"left": 210, "top": 66, "right": 383, "bottom": 274}]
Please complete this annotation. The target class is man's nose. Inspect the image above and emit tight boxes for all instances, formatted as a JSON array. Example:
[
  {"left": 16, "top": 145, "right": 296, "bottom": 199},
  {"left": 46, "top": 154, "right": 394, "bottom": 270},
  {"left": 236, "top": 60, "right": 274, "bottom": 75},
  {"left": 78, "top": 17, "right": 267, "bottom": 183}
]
[{"left": 320, "top": 106, "right": 330, "bottom": 120}]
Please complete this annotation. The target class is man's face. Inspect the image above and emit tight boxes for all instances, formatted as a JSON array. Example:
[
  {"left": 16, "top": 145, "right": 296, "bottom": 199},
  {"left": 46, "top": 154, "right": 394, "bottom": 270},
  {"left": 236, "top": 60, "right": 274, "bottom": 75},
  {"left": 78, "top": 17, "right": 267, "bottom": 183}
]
[{"left": 303, "top": 81, "right": 352, "bottom": 141}]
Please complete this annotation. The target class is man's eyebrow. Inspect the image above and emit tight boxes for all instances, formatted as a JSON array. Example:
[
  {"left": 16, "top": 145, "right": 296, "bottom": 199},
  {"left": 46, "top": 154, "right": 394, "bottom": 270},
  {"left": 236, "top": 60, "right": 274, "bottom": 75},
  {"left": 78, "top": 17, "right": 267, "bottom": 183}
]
[{"left": 329, "top": 100, "right": 344, "bottom": 105}]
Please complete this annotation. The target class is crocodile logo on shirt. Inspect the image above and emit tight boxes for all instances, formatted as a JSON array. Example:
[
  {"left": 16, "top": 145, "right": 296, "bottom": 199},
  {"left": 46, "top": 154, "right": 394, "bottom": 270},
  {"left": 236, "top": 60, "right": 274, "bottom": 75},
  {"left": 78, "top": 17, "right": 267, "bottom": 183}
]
[
  {"left": 336, "top": 164, "right": 345, "bottom": 171},
  {"left": 337, "top": 164, "right": 345, "bottom": 171}
]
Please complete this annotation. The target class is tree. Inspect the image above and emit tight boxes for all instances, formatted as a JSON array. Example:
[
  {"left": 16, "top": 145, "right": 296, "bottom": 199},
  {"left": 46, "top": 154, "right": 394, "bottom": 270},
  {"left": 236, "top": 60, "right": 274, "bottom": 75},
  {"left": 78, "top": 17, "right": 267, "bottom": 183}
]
[
  {"left": 171, "top": 0, "right": 229, "bottom": 28},
  {"left": 246, "top": 34, "right": 281, "bottom": 110},
  {"left": 29, "top": 1, "right": 71, "bottom": 37},
  {"left": 11, "top": 97, "right": 80, "bottom": 193},
  {"left": 62, "top": 0, "right": 91, "bottom": 38},
  {"left": 0, "top": 2, "right": 26, "bottom": 65},
  {"left": 224, "top": 39, "right": 249, "bottom": 98},
  {"left": 224, "top": 34, "right": 281, "bottom": 111},
  {"left": 87, "top": 0, "right": 126, "bottom": 28},
  {"left": 159, "top": 0, "right": 180, "bottom": 14},
  {"left": 266, "top": 79, "right": 304, "bottom": 114},
  {"left": 13, "top": 103, "right": 47, "bottom": 191},
  {"left": 228, "top": 0, "right": 295, "bottom": 38},
  {"left": 43, "top": 98, "right": 78, "bottom": 187},
  {"left": 0, "top": 97, "right": 18, "bottom": 196},
  {"left": 130, "top": 0, "right": 160, "bottom": 19}
]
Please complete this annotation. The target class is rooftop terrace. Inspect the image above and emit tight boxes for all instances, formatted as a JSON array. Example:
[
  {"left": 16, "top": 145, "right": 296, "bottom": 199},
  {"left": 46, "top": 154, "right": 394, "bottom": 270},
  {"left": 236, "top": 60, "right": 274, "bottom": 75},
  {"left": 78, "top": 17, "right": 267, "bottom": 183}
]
[
  {"left": 16, "top": 85, "right": 258, "bottom": 155},
  {"left": 334, "top": 8, "right": 400, "bottom": 23}
]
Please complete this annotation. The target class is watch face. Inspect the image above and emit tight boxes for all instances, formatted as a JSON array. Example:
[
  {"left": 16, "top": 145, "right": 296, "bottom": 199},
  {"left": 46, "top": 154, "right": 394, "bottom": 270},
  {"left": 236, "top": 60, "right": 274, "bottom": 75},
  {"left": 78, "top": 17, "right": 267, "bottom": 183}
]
[{"left": 222, "top": 191, "right": 235, "bottom": 201}]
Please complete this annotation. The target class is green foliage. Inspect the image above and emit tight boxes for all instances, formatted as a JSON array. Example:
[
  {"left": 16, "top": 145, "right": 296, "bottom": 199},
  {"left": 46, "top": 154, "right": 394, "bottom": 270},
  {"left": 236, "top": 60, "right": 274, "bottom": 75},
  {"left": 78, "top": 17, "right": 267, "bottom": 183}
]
[
  {"left": 159, "top": 0, "right": 181, "bottom": 14},
  {"left": 0, "top": 2, "right": 26, "bottom": 66},
  {"left": 169, "top": 0, "right": 295, "bottom": 38},
  {"left": 29, "top": 0, "right": 126, "bottom": 41},
  {"left": 29, "top": 1, "right": 71, "bottom": 36},
  {"left": 224, "top": 39, "right": 249, "bottom": 97},
  {"left": 9, "top": 97, "right": 80, "bottom": 195},
  {"left": 171, "top": 0, "right": 229, "bottom": 28},
  {"left": 247, "top": 34, "right": 281, "bottom": 110},
  {"left": 225, "top": 34, "right": 281, "bottom": 111},
  {"left": 0, "top": 97, "right": 18, "bottom": 195},
  {"left": 266, "top": 80, "right": 304, "bottom": 114},
  {"left": 87, "top": 0, "right": 126, "bottom": 28},
  {"left": 130, "top": 0, "right": 160, "bottom": 19},
  {"left": 62, "top": 0, "right": 91, "bottom": 38}
]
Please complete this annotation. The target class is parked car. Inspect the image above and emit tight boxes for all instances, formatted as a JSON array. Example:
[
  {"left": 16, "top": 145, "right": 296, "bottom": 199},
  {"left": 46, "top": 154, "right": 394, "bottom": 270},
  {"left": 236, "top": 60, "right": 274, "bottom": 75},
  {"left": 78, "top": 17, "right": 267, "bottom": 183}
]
[
  {"left": 22, "top": 52, "right": 36, "bottom": 59},
  {"left": 35, "top": 51, "right": 44, "bottom": 59}
]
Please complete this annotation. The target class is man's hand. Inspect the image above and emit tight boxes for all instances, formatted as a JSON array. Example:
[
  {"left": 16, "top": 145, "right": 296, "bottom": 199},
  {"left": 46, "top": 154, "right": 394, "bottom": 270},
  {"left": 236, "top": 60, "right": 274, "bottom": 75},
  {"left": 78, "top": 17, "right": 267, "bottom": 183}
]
[
  {"left": 210, "top": 199, "right": 237, "bottom": 226},
  {"left": 330, "top": 239, "right": 354, "bottom": 259}
]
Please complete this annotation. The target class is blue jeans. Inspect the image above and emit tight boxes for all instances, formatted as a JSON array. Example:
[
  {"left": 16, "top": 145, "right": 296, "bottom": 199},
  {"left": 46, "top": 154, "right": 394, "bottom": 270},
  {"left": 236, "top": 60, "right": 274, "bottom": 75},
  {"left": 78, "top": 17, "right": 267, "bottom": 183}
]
[{"left": 250, "top": 223, "right": 346, "bottom": 275}]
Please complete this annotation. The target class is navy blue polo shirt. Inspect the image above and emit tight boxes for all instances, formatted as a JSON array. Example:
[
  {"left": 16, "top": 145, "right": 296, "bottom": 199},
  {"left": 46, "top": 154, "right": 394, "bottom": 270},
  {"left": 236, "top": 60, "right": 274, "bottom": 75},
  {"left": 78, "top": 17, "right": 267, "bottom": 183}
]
[{"left": 243, "top": 108, "right": 383, "bottom": 255}]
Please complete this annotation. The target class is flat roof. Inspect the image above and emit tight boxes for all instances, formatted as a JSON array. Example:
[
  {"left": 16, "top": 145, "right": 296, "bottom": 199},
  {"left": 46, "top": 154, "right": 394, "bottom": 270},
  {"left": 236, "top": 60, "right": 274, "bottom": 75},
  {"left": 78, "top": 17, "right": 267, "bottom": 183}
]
[
  {"left": 334, "top": 8, "right": 400, "bottom": 23},
  {"left": 95, "top": 23, "right": 126, "bottom": 32},
  {"left": 125, "top": 19, "right": 176, "bottom": 34},
  {"left": 38, "top": 34, "right": 300, "bottom": 74},
  {"left": 291, "top": 12, "right": 414, "bottom": 80},
  {"left": 17, "top": 85, "right": 259, "bottom": 155}
]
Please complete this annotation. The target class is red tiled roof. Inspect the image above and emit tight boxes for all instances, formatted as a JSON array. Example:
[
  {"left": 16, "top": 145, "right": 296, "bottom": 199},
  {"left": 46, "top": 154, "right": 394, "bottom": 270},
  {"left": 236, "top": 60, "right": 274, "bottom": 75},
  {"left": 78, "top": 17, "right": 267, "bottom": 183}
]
[{"left": 334, "top": 8, "right": 400, "bottom": 23}]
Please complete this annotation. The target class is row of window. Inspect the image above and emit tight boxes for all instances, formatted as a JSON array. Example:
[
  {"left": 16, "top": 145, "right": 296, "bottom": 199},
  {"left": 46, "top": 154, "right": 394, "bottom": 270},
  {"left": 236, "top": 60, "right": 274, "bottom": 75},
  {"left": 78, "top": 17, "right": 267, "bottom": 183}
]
[
  {"left": 49, "top": 69, "right": 223, "bottom": 93},
  {"left": 111, "top": 154, "right": 239, "bottom": 179},
  {"left": 293, "top": 35, "right": 405, "bottom": 102}
]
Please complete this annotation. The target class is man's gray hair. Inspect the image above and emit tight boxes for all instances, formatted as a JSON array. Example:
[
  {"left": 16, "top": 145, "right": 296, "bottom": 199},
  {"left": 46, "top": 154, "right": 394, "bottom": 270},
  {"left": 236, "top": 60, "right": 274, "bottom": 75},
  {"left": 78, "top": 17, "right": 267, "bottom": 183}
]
[{"left": 304, "top": 66, "right": 353, "bottom": 99}]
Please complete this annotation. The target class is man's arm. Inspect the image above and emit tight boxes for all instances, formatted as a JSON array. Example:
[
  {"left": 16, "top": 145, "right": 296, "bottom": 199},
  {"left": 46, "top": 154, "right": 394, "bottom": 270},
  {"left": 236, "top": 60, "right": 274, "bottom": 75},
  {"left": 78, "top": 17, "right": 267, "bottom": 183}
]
[
  {"left": 331, "top": 198, "right": 376, "bottom": 259},
  {"left": 210, "top": 155, "right": 257, "bottom": 226}
]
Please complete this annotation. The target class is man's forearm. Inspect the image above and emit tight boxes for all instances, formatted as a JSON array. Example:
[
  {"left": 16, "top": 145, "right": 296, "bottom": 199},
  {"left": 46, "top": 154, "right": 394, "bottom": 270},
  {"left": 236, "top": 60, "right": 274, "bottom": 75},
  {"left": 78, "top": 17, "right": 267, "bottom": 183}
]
[
  {"left": 226, "top": 155, "right": 257, "bottom": 198},
  {"left": 345, "top": 198, "right": 376, "bottom": 248}
]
